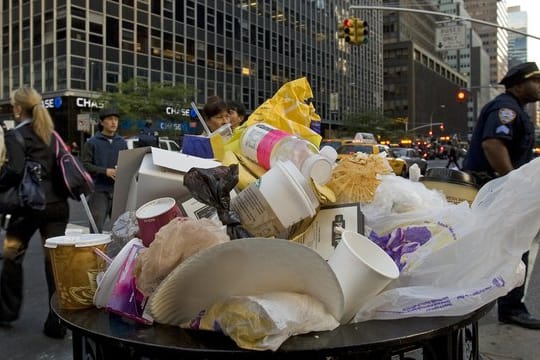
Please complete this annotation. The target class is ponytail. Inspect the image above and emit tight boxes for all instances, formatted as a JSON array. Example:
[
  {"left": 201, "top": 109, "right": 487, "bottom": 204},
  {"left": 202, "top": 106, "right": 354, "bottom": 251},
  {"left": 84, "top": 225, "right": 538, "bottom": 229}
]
[{"left": 11, "top": 86, "right": 54, "bottom": 145}]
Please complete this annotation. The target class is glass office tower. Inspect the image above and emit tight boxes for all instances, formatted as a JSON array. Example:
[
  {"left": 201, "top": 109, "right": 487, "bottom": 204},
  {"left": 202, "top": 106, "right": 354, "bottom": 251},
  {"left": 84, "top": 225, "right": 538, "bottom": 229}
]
[{"left": 0, "top": 0, "right": 383, "bottom": 143}]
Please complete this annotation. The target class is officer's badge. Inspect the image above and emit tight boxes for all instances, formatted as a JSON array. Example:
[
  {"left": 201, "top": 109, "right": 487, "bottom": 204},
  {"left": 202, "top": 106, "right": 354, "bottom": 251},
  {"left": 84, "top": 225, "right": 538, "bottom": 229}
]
[
  {"left": 498, "top": 108, "right": 516, "bottom": 124},
  {"left": 495, "top": 124, "right": 510, "bottom": 135}
]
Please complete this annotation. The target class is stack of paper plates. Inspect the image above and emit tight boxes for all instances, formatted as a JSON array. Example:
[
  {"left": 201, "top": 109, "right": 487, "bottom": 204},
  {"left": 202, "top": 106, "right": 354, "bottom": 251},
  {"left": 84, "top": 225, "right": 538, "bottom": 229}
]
[{"left": 149, "top": 238, "right": 344, "bottom": 325}]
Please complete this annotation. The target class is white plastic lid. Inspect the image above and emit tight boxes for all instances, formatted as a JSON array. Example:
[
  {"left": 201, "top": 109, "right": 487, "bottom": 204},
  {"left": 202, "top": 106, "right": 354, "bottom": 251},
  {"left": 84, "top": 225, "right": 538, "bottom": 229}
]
[
  {"left": 277, "top": 160, "right": 319, "bottom": 215},
  {"left": 301, "top": 155, "right": 333, "bottom": 185},
  {"left": 319, "top": 146, "right": 338, "bottom": 163},
  {"left": 44, "top": 233, "right": 111, "bottom": 248},
  {"left": 136, "top": 197, "right": 176, "bottom": 219}
]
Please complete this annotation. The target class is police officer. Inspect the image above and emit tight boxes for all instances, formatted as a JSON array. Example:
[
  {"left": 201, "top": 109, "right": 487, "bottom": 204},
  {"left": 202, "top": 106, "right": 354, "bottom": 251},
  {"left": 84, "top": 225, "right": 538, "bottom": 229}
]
[{"left": 463, "top": 61, "right": 540, "bottom": 329}]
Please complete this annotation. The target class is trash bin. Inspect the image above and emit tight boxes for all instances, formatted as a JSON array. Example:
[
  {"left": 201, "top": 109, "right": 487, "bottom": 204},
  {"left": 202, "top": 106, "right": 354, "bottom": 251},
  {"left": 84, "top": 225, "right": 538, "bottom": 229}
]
[{"left": 420, "top": 167, "right": 479, "bottom": 204}]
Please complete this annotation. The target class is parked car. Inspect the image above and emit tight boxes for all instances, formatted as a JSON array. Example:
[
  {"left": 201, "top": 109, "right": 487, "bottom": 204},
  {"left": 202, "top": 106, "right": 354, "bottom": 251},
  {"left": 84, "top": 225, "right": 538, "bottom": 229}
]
[
  {"left": 336, "top": 142, "right": 407, "bottom": 176},
  {"left": 353, "top": 132, "right": 378, "bottom": 144},
  {"left": 125, "top": 137, "right": 180, "bottom": 152},
  {"left": 390, "top": 147, "right": 428, "bottom": 175}
]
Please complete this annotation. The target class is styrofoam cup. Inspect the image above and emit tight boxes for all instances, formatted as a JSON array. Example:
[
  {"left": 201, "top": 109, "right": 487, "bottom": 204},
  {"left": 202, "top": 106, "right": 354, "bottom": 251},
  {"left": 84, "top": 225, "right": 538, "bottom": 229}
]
[{"left": 327, "top": 231, "right": 400, "bottom": 324}]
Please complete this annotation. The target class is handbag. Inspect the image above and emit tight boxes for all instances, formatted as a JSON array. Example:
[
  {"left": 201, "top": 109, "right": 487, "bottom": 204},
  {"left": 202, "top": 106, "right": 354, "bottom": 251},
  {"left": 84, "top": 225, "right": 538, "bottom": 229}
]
[
  {"left": 0, "top": 131, "right": 46, "bottom": 213},
  {"left": 52, "top": 131, "right": 94, "bottom": 200}
]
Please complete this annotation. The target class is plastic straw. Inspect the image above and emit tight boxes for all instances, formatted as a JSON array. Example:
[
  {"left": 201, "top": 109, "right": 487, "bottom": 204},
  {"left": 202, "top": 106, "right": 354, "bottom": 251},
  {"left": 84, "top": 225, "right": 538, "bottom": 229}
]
[
  {"left": 190, "top": 101, "right": 212, "bottom": 135},
  {"left": 93, "top": 247, "right": 112, "bottom": 265},
  {"left": 80, "top": 193, "right": 99, "bottom": 233}
]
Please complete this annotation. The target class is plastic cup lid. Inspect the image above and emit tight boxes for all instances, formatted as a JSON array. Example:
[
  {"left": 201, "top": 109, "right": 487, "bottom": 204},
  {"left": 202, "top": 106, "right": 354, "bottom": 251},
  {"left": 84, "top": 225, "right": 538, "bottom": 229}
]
[
  {"left": 276, "top": 160, "right": 319, "bottom": 215},
  {"left": 301, "top": 155, "right": 333, "bottom": 185},
  {"left": 136, "top": 197, "right": 176, "bottom": 219},
  {"left": 319, "top": 146, "right": 338, "bottom": 163},
  {"left": 44, "top": 233, "right": 111, "bottom": 248}
]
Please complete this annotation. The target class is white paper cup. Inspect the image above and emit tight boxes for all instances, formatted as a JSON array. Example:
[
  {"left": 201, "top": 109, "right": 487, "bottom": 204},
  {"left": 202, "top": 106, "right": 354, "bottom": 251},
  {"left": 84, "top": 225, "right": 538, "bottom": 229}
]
[
  {"left": 136, "top": 197, "right": 182, "bottom": 247},
  {"left": 327, "top": 231, "right": 400, "bottom": 324},
  {"left": 45, "top": 234, "right": 111, "bottom": 310}
]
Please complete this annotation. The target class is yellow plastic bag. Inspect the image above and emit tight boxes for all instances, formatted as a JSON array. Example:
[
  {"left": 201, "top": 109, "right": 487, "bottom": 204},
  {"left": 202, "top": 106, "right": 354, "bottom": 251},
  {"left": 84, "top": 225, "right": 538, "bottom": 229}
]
[{"left": 225, "top": 77, "right": 322, "bottom": 153}]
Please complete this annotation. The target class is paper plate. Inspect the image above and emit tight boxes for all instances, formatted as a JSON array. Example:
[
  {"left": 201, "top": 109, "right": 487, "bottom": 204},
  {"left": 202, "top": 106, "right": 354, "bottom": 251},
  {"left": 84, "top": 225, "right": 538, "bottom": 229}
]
[{"left": 149, "top": 238, "right": 344, "bottom": 325}]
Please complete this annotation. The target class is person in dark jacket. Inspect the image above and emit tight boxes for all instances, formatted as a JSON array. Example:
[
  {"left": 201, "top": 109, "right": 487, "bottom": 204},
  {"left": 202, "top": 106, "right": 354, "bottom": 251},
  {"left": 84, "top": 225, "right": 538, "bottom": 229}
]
[
  {"left": 462, "top": 61, "right": 540, "bottom": 329},
  {"left": 0, "top": 86, "right": 69, "bottom": 338},
  {"left": 81, "top": 108, "right": 127, "bottom": 233},
  {"left": 138, "top": 120, "right": 159, "bottom": 147}
]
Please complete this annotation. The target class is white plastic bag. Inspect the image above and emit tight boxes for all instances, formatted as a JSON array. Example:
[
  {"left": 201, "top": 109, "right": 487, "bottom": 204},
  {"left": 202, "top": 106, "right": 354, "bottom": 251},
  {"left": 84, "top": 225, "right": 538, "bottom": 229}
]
[
  {"left": 354, "top": 158, "right": 540, "bottom": 321},
  {"left": 186, "top": 292, "right": 339, "bottom": 351}
]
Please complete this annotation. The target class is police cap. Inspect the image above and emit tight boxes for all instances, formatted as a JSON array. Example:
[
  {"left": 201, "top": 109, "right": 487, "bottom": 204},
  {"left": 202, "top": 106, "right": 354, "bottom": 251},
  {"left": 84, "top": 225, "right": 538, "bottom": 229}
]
[
  {"left": 499, "top": 62, "right": 540, "bottom": 88},
  {"left": 98, "top": 107, "right": 119, "bottom": 120}
]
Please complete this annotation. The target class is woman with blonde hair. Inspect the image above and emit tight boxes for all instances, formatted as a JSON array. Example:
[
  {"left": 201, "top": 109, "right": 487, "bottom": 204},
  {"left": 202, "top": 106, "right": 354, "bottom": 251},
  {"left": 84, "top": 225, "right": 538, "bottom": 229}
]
[{"left": 0, "top": 86, "right": 69, "bottom": 338}]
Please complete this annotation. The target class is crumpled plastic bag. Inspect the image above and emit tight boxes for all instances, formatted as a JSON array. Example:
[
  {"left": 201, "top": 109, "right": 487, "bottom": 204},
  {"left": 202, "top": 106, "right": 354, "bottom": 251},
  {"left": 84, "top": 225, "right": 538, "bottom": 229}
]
[
  {"left": 361, "top": 175, "right": 449, "bottom": 230},
  {"left": 225, "top": 77, "right": 322, "bottom": 153},
  {"left": 183, "top": 164, "right": 252, "bottom": 239},
  {"left": 185, "top": 292, "right": 339, "bottom": 351},
  {"left": 353, "top": 158, "right": 540, "bottom": 321},
  {"left": 109, "top": 210, "right": 139, "bottom": 257},
  {"left": 134, "top": 217, "right": 229, "bottom": 297}
]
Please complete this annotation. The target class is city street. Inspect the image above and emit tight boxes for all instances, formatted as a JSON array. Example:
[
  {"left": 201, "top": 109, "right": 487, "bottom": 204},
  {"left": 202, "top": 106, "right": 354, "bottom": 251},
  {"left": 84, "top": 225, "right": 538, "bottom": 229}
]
[{"left": 1, "top": 161, "right": 540, "bottom": 359}]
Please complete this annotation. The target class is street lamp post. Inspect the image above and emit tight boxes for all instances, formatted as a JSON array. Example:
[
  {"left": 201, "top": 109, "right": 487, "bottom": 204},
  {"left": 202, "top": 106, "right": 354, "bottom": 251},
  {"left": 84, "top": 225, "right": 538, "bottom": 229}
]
[{"left": 429, "top": 104, "right": 446, "bottom": 135}]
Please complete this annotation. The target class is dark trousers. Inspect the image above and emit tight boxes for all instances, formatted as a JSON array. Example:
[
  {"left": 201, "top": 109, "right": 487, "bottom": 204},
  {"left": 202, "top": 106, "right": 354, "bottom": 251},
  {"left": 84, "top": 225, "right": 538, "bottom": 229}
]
[
  {"left": 498, "top": 251, "right": 529, "bottom": 316},
  {"left": 87, "top": 191, "right": 113, "bottom": 233},
  {"left": 0, "top": 201, "right": 68, "bottom": 322}
]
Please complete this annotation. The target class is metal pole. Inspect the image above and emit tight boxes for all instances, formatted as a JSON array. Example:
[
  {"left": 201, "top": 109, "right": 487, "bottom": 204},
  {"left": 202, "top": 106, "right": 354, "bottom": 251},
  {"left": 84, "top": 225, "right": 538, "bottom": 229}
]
[
  {"left": 349, "top": 5, "right": 540, "bottom": 41},
  {"left": 90, "top": 61, "right": 95, "bottom": 137},
  {"left": 430, "top": 105, "right": 445, "bottom": 135}
]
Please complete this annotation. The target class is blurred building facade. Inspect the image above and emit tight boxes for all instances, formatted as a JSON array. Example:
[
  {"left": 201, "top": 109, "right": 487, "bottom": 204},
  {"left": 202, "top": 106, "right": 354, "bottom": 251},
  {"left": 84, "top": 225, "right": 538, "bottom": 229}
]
[
  {"left": 383, "top": 0, "right": 469, "bottom": 140},
  {"left": 506, "top": 4, "right": 538, "bottom": 127},
  {"left": 0, "top": 0, "right": 384, "bottom": 142},
  {"left": 436, "top": 0, "right": 494, "bottom": 140},
  {"left": 463, "top": 0, "right": 509, "bottom": 85}
]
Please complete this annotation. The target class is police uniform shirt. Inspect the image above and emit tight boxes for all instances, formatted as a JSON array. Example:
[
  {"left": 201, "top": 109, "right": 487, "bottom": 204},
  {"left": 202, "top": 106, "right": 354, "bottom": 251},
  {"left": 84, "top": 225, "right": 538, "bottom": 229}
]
[{"left": 462, "top": 92, "right": 534, "bottom": 174}]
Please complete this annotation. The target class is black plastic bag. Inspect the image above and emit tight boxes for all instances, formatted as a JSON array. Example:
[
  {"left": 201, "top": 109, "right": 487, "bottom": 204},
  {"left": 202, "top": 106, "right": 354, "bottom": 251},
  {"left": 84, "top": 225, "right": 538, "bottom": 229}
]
[{"left": 183, "top": 164, "right": 252, "bottom": 239}]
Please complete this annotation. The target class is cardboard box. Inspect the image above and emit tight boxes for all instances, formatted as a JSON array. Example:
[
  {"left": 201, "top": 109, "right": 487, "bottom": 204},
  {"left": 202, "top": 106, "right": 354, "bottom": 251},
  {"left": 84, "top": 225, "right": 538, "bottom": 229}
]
[
  {"left": 294, "top": 203, "right": 364, "bottom": 260},
  {"left": 112, "top": 147, "right": 222, "bottom": 223}
]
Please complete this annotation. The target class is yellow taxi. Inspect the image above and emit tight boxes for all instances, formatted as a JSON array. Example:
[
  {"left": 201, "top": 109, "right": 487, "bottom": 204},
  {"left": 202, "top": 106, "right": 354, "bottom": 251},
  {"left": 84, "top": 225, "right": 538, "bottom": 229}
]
[
  {"left": 320, "top": 138, "right": 349, "bottom": 150},
  {"left": 336, "top": 141, "right": 408, "bottom": 176}
]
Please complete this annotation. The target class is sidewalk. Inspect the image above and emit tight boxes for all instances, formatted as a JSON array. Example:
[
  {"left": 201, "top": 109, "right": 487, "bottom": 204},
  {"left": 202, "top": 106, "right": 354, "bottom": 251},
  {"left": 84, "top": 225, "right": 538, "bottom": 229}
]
[{"left": 477, "top": 237, "right": 540, "bottom": 360}]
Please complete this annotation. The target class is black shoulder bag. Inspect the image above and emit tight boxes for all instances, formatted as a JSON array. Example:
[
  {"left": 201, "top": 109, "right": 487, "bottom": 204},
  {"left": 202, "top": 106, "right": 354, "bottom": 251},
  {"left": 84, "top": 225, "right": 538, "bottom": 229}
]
[{"left": 0, "top": 130, "right": 46, "bottom": 213}]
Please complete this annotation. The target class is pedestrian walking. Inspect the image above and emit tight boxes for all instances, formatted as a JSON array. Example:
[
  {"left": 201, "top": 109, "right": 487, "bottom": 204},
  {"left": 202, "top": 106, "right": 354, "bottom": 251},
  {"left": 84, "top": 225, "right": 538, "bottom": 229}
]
[
  {"left": 462, "top": 61, "right": 540, "bottom": 329},
  {"left": 81, "top": 107, "right": 127, "bottom": 233},
  {"left": 445, "top": 142, "right": 460, "bottom": 169},
  {"left": 0, "top": 86, "right": 69, "bottom": 338},
  {"left": 138, "top": 119, "right": 159, "bottom": 147}
]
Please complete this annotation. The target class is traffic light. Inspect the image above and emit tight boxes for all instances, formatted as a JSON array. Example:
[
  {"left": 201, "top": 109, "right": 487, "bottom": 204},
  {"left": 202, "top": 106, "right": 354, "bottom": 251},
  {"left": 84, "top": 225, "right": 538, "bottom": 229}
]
[
  {"left": 439, "top": 123, "right": 444, "bottom": 130},
  {"left": 456, "top": 89, "right": 467, "bottom": 103},
  {"left": 351, "top": 19, "right": 368, "bottom": 45},
  {"left": 338, "top": 18, "right": 354, "bottom": 43}
]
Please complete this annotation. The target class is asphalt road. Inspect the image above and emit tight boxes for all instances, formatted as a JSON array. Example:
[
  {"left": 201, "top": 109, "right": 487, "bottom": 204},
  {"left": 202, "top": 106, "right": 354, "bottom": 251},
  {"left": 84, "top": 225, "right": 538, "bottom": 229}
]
[{"left": 1, "top": 160, "right": 540, "bottom": 359}]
